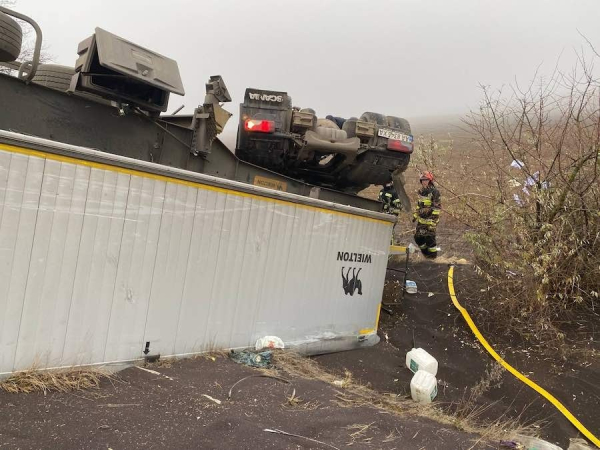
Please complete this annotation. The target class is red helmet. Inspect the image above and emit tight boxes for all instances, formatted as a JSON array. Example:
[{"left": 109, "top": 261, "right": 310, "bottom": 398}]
[{"left": 420, "top": 171, "right": 434, "bottom": 183}]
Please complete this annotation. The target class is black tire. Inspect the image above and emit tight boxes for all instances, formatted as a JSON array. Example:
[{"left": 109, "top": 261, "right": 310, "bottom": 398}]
[
  {"left": 387, "top": 116, "right": 411, "bottom": 134},
  {"left": 31, "top": 64, "right": 112, "bottom": 106},
  {"left": 360, "top": 112, "right": 387, "bottom": 126},
  {"left": 0, "top": 12, "right": 23, "bottom": 62},
  {"left": 32, "top": 64, "right": 75, "bottom": 92}
]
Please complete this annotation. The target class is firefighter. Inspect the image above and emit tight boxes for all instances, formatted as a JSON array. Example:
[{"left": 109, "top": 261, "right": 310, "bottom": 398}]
[
  {"left": 413, "top": 171, "right": 441, "bottom": 258},
  {"left": 379, "top": 181, "right": 402, "bottom": 244},
  {"left": 379, "top": 182, "right": 401, "bottom": 215}
]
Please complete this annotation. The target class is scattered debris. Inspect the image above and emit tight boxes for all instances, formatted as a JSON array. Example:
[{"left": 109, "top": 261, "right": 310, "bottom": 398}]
[
  {"left": 428, "top": 292, "right": 435, "bottom": 297},
  {"left": 201, "top": 394, "right": 222, "bottom": 405},
  {"left": 228, "top": 374, "right": 293, "bottom": 400},
  {"left": 500, "top": 439, "right": 525, "bottom": 449},
  {"left": 229, "top": 349, "right": 273, "bottom": 368},
  {"left": 332, "top": 370, "right": 353, "bottom": 389},
  {"left": 345, "top": 422, "right": 376, "bottom": 445},
  {"left": 568, "top": 438, "right": 595, "bottom": 450},
  {"left": 264, "top": 428, "right": 341, "bottom": 450},
  {"left": 503, "top": 435, "right": 563, "bottom": 450},
  {"left": 135, "top": 366, "right": 173, "bottom": 381},
  {"left": 98, "top": 403, "right": 142, "bottom": 408},
  {"left": 255, "top": 336, "right": 285, "bottom": 350},
  {"left": 406, "top": 280, "right": 418, "bottom": 294}
]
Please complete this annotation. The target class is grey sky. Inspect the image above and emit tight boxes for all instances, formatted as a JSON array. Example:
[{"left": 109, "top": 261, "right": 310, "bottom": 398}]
[{"left": 12, "top": 0, "right": 600, "bottom": 126}]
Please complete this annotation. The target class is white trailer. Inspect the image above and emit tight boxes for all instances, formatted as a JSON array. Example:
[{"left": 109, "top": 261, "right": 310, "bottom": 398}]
[{"left": 0, "top": 131, "right": 394, "bottom": 376}]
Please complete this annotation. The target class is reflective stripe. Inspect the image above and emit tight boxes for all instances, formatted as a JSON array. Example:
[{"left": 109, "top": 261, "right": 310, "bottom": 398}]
[
  {"left": 419, "top": 244, "right": 428, "bottom": 249},
  {"left": 427, "top": 247, "right": 438, "bottom": 253},
  {"left": 418, "top": 195, "right": 433, "bottom": 207},
  {"left": 432, "top": 209, "right": 440, "bottom": 215},
  {"left": 417, "top": 218, "right": 436, "bottom": 225}
]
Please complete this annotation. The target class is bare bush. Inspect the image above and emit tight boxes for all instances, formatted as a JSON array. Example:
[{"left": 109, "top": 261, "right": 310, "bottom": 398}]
[{"left": 458, "top": 54, "right": 600, "bottom": 340}]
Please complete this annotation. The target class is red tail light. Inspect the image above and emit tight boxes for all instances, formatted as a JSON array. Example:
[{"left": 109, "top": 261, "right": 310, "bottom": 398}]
[
  {"left": 244, "top": 119, "right": 275, "bottom": 133},
  {"left": 387, "top": 139, "right": 413, "bottom": 153}
]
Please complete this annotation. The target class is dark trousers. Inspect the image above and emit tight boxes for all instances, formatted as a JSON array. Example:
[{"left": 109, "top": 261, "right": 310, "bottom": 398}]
[{"left": 414, "top": 231, "right": 437, "bottom": 258}]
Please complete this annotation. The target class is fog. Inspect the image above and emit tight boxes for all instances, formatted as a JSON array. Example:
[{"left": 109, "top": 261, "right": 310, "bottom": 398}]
[{"left": 9, "top": 0, "right": 600, "bottom": 144}]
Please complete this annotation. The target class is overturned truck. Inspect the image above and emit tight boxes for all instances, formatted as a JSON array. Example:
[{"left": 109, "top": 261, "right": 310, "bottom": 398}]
[
  {"left": 0, "top": 7, "right": 401, "bottom": 375},
  {"left": 236, "top": 89, "right": 414, "bottom": 207}
]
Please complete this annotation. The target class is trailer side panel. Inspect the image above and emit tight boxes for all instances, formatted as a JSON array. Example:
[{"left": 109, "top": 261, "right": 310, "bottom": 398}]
[{"left": 0, "top": 137, "right": 392, "bottom": 374}]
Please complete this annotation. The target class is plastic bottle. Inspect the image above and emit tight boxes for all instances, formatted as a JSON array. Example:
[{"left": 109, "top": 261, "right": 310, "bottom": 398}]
[
  {"left": 405, "top": 280, "right": 418, "bottom": 294},
  {"left": 406, "top": 347, "right": 438, "bottom": 376},
  {"left": 410, "top": 370, "right": 438, "bottom": 403}
]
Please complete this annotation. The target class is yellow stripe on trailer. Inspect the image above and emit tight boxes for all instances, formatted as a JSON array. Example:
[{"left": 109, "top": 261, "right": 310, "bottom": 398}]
[{"left": 389, "top": 245, "right": 408, "bottom": 254}]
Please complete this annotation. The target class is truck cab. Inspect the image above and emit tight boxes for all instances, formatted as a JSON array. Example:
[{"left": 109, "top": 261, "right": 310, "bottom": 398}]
[{"left": 236, "top": 88, "right": 414, "bottom": 195}]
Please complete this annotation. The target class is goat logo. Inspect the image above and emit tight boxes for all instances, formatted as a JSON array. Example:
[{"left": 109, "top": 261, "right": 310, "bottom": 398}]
[{"left": 341, "top": 267, "right": 362, "bottom": 296}]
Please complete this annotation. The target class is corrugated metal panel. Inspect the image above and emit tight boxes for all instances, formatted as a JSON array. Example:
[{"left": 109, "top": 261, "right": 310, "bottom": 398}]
[{"left": 0, "top": 139, "right": 392, "bottom": 375}]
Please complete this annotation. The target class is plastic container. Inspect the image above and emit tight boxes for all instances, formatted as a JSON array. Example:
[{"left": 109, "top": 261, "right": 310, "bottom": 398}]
[
  {"left": 406, "top": 347, "right": 438, "bottom": 376},
  {"left": 405, "top": 280, "right": 417, "bottom": 294},
  {"left": 410, "top": 369, "right": 438, "bottom": 403}
]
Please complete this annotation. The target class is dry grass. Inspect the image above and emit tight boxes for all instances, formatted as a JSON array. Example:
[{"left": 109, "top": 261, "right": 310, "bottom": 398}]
[
  {"left": 345, "top": 422, "right": 376, "bottom": 445},
  {"left": 454, "top": 362, "right": 505, "bottom": 417},
  {"left": 147, "top": 358, "right": 173, "bottom": 368},
  {"left": 285, "top": 391, "right": 321, "bottom": 410},
  {"left": 0, "top": 367, "right": 112, "bottom": 394},
  {"left": 272, "top": 351, "right": 537, "bottom": 443}
]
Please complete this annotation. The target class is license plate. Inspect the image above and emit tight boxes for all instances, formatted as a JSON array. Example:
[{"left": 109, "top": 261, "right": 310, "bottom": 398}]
[{"left": 377, "top": 127, "right": 413, "bottom": 143}]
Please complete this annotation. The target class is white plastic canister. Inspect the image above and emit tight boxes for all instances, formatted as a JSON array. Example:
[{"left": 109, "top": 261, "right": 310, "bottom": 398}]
[
  {"left": 410, "top": 369, "right": 438, "bottom": 403},
  {"left": 406, "top": 347, "right": 438, "bottom": 376}
]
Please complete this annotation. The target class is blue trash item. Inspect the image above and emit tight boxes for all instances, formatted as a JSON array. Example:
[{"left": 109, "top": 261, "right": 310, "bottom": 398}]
[
  {"left": 229, "top": 349, "right": 273, "bottom": 368},
  {"left": 405, "top": 280, "right": 417, "bottom": 294}
]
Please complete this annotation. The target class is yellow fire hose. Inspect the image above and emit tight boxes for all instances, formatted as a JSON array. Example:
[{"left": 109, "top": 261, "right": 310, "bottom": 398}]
[{"left": 447, "top": 266, "right": 600, "bottom": 448}]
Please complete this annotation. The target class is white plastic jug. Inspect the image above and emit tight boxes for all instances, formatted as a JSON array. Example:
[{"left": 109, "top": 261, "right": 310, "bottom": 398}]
[
  {"left": 410, "top": 370, "right": 438, "bottom": 403},
  {"left": 406, "top": 347, "right": 438, "bottom": 376}
]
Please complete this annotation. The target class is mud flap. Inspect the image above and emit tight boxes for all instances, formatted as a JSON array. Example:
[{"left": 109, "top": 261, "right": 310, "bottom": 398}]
[{"left": 391, "top": 169, "right": 412, "bottom": 212}]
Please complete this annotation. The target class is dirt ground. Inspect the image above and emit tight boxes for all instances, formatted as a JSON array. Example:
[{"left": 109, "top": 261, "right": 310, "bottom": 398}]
[
  {"left": 0, "top": 354, "right": 496, "bottom": 450},
  {"left": 315, "top": 260, "right": 600, "bottom": 449}
]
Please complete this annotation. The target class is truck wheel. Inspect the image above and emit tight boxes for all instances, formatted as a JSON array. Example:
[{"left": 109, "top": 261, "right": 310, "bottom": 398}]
[
  {"left": 32, "top": 64, "right": 75, "bottom": 91},
  {"left": 360, "top": 112, "right": 387, "bottom": 126},
  {"left": 387, "top": 116, "right": 411, "bottom": 134},
  {"left": 0, "top": 12, "right": 23, "bottom": 62}
]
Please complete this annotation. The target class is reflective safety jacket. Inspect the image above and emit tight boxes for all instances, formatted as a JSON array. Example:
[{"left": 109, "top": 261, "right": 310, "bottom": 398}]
[
  {"left": 379, "top": 185, "right": 401, "bottom": 215},
  {"left": 414, "top": 184, "right": 441, "bottom": 230}
]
